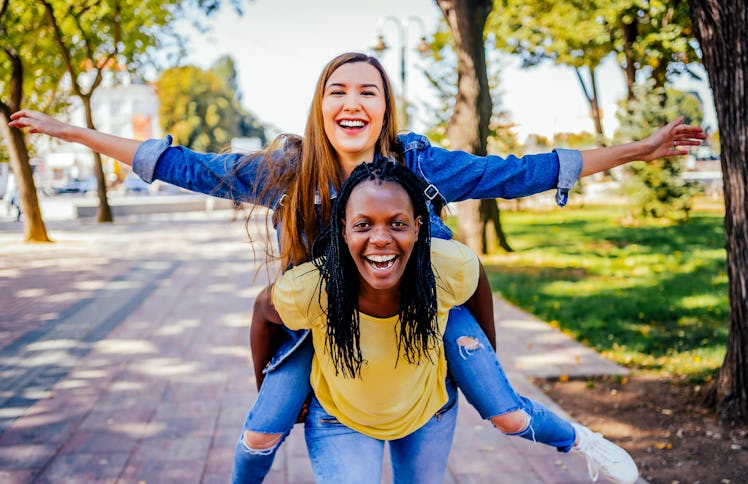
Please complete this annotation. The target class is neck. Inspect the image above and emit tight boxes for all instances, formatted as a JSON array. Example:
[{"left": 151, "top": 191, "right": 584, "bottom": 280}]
[
  {"left": 357, "top": 286, "right": 400, "bottom": 318},
  {"left": 338, "top": 151, "right": 376, "bottom": 179}
]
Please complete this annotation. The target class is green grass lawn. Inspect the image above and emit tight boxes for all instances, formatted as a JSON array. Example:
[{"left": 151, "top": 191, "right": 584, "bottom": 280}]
[{"left": 468, "top": 204, "right": 727, "bottom": 381}]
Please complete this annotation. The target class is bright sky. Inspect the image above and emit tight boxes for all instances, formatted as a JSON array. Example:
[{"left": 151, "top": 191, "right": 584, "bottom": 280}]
[{"left": 180, "top": 0, "right": 716, "bottom": 143}]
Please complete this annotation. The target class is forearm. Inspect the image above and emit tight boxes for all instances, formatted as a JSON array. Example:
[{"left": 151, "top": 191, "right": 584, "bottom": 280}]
[
  {"left": 580, "top": 140, "right": 647, "bottom": 177},
  {"left": 250, "top": 284, "right": 284, "bottom": 389},
  {"left": 250, "top": 314, "right": 280, "bottom": 390},
  {"left": 579, "top": 117, "right": 705, "bottom": 177},
  {"left": 463, "top": 264, "right": 497, "bottom": 350},
  {"left": 65, "top": 125, "right": 141, "bottom": 166}
]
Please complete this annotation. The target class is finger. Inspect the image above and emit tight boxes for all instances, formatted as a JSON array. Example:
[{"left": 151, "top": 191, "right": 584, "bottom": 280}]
[
  {"left": 673, "top": 134, "right": 706, "bottom": 143},
  {"left": 677, "top": 125, "right": 706, "bottom": 135},
  {"left": 675, "top": 125, "right": 703, "bottom": 134},
  {"left": 9, "top": 110, "right": 29, "bottom": 120},
  {"left": 8, "top": 117, "right": 29, "bottom": 128},
  {"left": 664, "top": 116, "right": 685, "bottom": 130}
]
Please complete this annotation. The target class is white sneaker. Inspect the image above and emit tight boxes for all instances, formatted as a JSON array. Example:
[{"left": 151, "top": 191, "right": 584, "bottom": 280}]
[{"left": 572, "top": 423, "right": 639, "bottom": 484}]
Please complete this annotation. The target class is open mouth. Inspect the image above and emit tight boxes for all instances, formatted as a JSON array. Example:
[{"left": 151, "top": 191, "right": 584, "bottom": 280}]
[
  {"left": 365, "top": 254, "right": 397, "bottom": 270},
  {"left": 338, "top": 119, "right": 367, "bottom": 129}
]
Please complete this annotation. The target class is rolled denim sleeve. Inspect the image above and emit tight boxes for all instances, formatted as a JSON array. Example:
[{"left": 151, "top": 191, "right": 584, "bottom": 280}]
[
  {"left": 553, "top": 148, "right": 583, "bottom": 207},
  {"left": 133, "top": 136, "right": 173, "bottom": 183},
  {"left": 401, "top": 133, "right": 583, "bottom": 208},
  {"left": 131, "top": 135, "right": 282, "bottom": 207}
]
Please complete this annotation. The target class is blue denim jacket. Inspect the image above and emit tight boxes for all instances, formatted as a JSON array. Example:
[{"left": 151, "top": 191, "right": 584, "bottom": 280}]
[{"left": 133, "top": 132, "right": 582, "bottom": 369}]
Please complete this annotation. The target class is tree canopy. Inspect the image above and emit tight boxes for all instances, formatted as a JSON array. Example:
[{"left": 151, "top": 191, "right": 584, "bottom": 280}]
[
  {"left": 155, "top": 57, "right": 266, "bottom": 153},
  {"left": 488, "top": 0, "right": 699, "bottom": 141}
]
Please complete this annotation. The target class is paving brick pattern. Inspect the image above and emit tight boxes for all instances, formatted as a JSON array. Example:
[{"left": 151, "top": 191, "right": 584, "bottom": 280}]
[{"left": 0, "top": 213, "right": 637, "bottom": 483}]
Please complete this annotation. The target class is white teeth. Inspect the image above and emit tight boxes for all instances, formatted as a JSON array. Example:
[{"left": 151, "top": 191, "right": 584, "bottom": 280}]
[
  {"left": 367, "top": 255, "right": 396, "bottom": 263},
  {"left": 365, "top": 254, "right": 397, "bottom": 270},
  {"left": 339, "top": 119, "right": 365, "bottom": 128}
]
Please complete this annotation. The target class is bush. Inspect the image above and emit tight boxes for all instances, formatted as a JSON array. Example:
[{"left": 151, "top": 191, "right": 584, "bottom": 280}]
[{"left": 615, "top": 82, "right": 704, "bottom": 221}]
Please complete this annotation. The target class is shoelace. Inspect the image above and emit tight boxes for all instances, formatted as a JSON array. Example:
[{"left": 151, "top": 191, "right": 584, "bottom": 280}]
[
  {"left": 576, "top": 432, "right": 602, "bottom": 482},
  {"left": 583, "top": 451, "right": 600, "bottom": 482}
]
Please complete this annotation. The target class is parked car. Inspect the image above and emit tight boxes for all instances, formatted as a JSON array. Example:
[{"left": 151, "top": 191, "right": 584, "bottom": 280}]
[
  {"left": 50, "top": 177, "right": 97, "bottom": 195},
  {"left": 123, "top": 173, "right": 150, "bottom": 194}
]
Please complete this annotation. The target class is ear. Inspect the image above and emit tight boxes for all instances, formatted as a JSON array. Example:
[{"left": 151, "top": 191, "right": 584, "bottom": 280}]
[
  {"left": 414, "top": 215, "right": 422, "bottom": 235},
  {"left": 341, "top": 218, "right": 348, "bottom": 244}
]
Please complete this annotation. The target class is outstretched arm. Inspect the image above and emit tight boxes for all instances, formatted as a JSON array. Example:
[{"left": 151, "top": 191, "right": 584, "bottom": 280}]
[
  {"left": 412, "top": 117, "right": 705, "bottom": 204},
  {"left": 579, "top": 117, "right": 706, "bottom": 177},
  {"left": 9, "top": 110, "right": 141, "bottom": 166}
]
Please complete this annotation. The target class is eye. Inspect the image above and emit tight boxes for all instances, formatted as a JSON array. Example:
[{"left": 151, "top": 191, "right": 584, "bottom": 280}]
[
  {"left": 329, "top": 89, "right": 345, "bottom": 96},
  {"left": 352, "top": 221, "right": 370, "bottom": 230},
  {"left": 361, "top": 90, "right": 376, "bottom": 97},
  {"left": 391, "top": 220, "right": 408, "bottom": 229}
]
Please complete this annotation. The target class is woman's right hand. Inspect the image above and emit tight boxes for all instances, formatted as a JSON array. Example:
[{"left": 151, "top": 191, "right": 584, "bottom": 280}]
[
  {"left": 9, "top": 110, "right": 72, "bottom": 140},
  {"left": 9, "top": 109, "right": 142, "bottom": 166}
]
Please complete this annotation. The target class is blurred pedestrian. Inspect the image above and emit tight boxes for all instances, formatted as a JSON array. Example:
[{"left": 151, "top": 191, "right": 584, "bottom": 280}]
[{"left": 6, "top": 169, "right": 21, "bottom": 222}]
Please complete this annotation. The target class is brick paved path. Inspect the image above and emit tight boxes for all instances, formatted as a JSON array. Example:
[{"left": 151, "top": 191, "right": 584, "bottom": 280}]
[{"left": 0, "top": 212, "right": 633, "bottom": 483}]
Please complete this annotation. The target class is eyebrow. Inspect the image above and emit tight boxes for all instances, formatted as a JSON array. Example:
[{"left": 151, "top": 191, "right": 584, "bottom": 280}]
[
  {"left": 327, "top": 82, "right": 381, "bottom": 91},
  {"left": 348, "top": 211, "right": 413, "bottom": 219}
]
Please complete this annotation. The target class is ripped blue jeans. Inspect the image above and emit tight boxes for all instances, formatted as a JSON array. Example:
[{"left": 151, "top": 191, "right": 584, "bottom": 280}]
[
  {"left": 231, "top": 306, "right": 575, "bottom": 483},
  {"left": 442, "top": 306, "right": 575, "bottom": 451}
]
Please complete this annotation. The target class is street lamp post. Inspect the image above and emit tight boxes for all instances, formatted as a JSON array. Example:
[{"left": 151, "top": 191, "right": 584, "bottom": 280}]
[{"left": 371, "top": 16, "right": 431, "bottom": 129}]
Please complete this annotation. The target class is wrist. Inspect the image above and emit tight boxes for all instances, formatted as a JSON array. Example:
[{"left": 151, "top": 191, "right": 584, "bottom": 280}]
[
  {"left": 632, "top": 138, "right": 656, "bottom": 162},
  {"left": 63, "top": 124, "right": 84, "bottom": 144}
]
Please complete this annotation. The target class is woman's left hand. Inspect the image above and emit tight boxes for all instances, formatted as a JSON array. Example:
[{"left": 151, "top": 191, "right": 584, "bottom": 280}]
[{"left": 639, "top": 117, "right": 707, "bottom": 162}]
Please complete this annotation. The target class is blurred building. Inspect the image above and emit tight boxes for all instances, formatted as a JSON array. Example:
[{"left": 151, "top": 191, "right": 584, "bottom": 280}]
[{"left": 37, "top": 69, "right": 161, "bottom": 190}]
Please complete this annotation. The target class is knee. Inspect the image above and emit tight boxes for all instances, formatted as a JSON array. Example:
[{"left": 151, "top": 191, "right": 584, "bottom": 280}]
[
  {"left": 243, "top": 430, "right": 283, "bottom": 451},
  {"left": 454, "top": 335, "right": 485, "bottom": 359},
  {"left": 491, "top": 410, "right": 529, "bottom": 434}
]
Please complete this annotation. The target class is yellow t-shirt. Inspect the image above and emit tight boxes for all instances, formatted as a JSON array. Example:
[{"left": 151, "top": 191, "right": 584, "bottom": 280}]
[{"left": 271, "top": 238, "right": 479, "bottom": 440}]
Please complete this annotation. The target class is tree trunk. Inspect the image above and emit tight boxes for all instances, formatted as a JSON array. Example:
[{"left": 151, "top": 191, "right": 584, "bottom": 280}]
[
  {"left": 574, "top": 66, "right": 606, "bottom": 146},
  {"left": 480, "top": 199, "right": 512, "bottom": 253},
  {"left": 621, "top": 18, "right": 638, "bottom": 102},
  {"left": 0, "top": 47, "right": 50, "bottom": 242},
  {"left": 80, "top": 95, "right": 113, "bottom": 223},
  {"left": 689, "top": 0, "right": 748, "bottom": 421},
  {"left": 437, "top": 0, "right": 508, "bottom": 254}
]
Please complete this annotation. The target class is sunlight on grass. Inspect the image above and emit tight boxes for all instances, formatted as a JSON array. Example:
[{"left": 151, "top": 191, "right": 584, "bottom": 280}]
[
  {"left": 679, "top": 294, "right": 725, "bottom": 309},
  {"left": 471, "top": 205, "right": 728, "bottom": 382}
]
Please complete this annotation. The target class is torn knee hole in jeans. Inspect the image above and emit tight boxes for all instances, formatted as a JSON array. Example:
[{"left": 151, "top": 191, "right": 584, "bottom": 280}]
[
  {"left": 456, "top": 336, "right": 484, "bottom": 359},
  {"left": 243, "top": 431, "right": 282, "bottom": 454}
]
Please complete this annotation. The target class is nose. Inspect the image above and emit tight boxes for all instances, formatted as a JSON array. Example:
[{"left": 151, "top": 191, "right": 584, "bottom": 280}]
[
  {"left": 369, "top": 227, "right": 392, "bottom": 246},
  {"left": 343, "top": 94, "right": 361, "bottom": 113}
]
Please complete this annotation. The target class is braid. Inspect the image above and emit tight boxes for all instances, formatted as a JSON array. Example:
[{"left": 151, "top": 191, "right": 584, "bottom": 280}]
[{"left": 313, "top": 158, "right": 439, "bottom": 378}]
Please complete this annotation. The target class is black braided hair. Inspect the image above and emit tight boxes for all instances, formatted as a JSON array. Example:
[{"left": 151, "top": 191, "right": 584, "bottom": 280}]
[{"left": 311, "top": 158, "right": 442, "bottom": 378}]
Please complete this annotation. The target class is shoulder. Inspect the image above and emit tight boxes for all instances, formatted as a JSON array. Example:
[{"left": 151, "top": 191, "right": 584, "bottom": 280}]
[
  {"left": 273, "top": 261, "right": 323, "bottom": 310},
  {"left": 431, "top": 238, "right": 480, "bottom": 305},
  {"left": 277, "top": 261, "right": 322, "bottom": 291},
  {"left": 431, "top": 238, "right": 477, "bottom": 269},
  {"left": 272, "top": 261, "right": 326, "bottom": 328},
  {"left": 396, "top": 132, "right": 432, "bottom": 153}
]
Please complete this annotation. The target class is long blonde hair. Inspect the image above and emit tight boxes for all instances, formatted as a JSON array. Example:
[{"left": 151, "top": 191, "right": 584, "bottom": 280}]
[{"left": 244, "top": 52, "right": 401, "bottom": 269}]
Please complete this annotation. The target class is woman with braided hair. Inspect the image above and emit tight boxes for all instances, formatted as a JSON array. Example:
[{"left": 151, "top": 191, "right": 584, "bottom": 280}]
[
  {"left": 10, "top": 51, "right": 703, "bottom": 483},
  {"left": 260, "top": 158, "right": 477, "bottom": 481}
]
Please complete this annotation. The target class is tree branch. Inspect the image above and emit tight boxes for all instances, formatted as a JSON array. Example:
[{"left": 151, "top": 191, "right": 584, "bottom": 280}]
[
  {"left": 41, "top": 0, "right": 83, "bottom": 97},
  {"left": 69, "top": 6, "right": 96, "bottom": 63}
]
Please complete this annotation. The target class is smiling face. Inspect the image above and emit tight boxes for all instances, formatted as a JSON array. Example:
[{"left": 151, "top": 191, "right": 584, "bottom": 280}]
[
  {"left": 342, "top": 179, "right": 421, "bottom": 296},
  {"left": 322, "top": 62, "right": 387, "bottom": 175}
]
